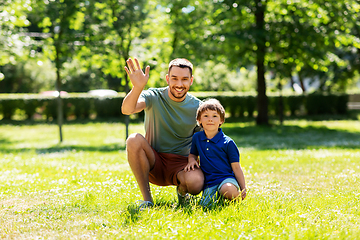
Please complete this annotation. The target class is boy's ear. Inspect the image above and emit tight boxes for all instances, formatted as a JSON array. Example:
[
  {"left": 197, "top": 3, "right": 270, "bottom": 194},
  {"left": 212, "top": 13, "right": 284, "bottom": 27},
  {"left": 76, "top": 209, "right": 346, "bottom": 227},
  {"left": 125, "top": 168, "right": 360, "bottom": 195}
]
[{"left": 219, "top": 120, "right": 224, "bottom": 127}]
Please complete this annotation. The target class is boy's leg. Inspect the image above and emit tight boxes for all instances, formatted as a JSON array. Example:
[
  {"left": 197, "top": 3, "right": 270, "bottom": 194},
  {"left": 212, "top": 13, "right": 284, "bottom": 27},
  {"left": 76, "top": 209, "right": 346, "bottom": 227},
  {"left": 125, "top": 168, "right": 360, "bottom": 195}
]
[
  {"left": 176, "top": 168, "right": 204, "bottom": 196},
  {"left": 218, "top": 178, "right": 240, "bottom": 200},
  {"left": 199, "top": 185, "right": 218, "bottom": 207},
  {"left": 126, "top": 133, "right": 156, "bottom": 203}
]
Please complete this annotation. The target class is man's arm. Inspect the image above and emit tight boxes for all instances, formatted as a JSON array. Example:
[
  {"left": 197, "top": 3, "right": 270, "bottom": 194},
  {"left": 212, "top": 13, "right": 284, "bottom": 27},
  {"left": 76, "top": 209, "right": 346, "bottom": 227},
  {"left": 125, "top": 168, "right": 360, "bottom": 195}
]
[
  {"left": 121, "top": 58, "right": 150, "bottom": 115},
  {"left": 121, "top": 87, "right": 146, "bottom": 115}
]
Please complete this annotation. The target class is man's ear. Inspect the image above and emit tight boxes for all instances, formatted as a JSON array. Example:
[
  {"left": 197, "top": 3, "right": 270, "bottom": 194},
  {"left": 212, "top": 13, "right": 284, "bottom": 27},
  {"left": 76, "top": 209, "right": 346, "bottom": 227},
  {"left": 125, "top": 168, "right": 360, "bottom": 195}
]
[
  {"left": 190, "top": 76, "right": 194, "bottom": 86},
  {"left": 166, "top": 74, "right": 169, "bottom": 85}
]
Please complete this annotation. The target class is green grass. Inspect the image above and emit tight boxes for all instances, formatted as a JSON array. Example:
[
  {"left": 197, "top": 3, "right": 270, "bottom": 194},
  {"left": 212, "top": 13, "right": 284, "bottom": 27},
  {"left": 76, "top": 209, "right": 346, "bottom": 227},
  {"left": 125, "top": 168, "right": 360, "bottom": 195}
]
[{"left": 0, "top": 119, "right": 359, "bottom": 239}]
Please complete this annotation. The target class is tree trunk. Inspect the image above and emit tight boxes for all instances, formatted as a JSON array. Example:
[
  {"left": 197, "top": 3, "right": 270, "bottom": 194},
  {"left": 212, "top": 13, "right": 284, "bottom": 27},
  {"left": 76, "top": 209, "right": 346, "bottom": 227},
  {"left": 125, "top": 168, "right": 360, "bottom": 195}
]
[
  {"left": 123, "top": 53, "right": 130, "bottom": 140},
  {"left": 55, "top": 46, "right": 63, "bottom": 143},
  {"left": 255, "top": 0, "right": 268, "bottom": 125},
  {"left": 298, "top": 73, "right": 306, "bottom": 92}
]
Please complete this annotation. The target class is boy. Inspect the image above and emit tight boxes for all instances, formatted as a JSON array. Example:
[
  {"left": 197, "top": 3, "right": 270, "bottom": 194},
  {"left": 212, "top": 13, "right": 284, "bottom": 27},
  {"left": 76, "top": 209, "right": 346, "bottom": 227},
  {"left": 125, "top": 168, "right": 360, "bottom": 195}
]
[{"left": 184, "top": 98, "right": 246, "bottom": 207}]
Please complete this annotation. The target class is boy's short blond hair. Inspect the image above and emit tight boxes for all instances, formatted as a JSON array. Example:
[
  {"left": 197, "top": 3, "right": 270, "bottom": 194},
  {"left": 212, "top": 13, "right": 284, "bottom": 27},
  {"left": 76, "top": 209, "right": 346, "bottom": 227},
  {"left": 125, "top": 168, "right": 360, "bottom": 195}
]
[{"left": 196, "top": 98, "right": 225, "bottom": 125}]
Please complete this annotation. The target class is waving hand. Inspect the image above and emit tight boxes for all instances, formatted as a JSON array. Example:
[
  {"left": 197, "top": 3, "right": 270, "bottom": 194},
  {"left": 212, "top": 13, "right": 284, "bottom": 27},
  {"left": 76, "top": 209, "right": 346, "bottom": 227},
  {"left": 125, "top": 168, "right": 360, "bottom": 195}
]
[{"left": 124, "top": 58, "right": 150, "bottom": 90}]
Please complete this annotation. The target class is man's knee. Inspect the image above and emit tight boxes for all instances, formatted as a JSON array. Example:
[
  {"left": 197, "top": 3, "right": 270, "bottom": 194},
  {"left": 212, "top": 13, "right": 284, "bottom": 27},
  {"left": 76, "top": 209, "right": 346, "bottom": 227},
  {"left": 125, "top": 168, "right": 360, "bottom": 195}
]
[
  {"left": 126, "top": 133, "right": 144, "bottom": 150},
  {"left": 186, "top": 170, "right": 204, "bottom": 194},
  {"left": 126, "top": 133, "right": 141, "bottom": 145}
]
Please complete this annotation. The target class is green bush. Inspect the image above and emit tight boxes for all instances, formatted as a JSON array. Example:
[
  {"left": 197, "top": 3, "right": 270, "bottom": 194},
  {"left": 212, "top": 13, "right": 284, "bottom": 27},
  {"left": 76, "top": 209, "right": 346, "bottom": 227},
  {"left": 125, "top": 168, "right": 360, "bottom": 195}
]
[
  {"left": 285, "top": 95, "right": 304, "bottom": 116},
  {"left": 1, "top": 99, "right": 19, "bottom": 120},
  {"left": 42, "top": 98, "right": 58, "bottom": 120},
  {"left": 305, "top": 93, "right": 346, "bottom": 115},
  {"left": 237, "top": 97, "right": 247, "bottom": 117},
  {"left": 94, "top": 96, "right": 124, "bottom": 118},
  {"left": 335, "top": 94, "right": 348, "bottom": 114},
  {"left": 23, "top": 97, "right": 42, "bottom": 119},
  {"left": 246, "top": 96, "right": 256, "bottom": 117},
  {"left": 70, "top": 97, "right": 93, "bottom": 119},
  {"left": 0, "top": 92, "right": 350, "bottom": 121}
]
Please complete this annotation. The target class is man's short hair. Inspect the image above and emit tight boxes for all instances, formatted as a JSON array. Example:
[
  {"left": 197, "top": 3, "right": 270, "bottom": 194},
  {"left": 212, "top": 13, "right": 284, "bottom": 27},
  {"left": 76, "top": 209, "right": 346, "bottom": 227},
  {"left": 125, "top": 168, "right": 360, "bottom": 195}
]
[
  {"left": 196, "top": 98, "right": 226, "bottom": 125},
  {"left": 168, "top": 58, "right": 193, "bottom": 76}
]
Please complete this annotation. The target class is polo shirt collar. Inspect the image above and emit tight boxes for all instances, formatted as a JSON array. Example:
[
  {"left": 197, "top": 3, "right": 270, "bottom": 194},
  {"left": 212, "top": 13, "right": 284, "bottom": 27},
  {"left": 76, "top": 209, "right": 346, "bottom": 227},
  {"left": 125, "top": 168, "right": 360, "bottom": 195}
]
[{"left": 199, "top": 128, "right": 224, "bottom": 143}]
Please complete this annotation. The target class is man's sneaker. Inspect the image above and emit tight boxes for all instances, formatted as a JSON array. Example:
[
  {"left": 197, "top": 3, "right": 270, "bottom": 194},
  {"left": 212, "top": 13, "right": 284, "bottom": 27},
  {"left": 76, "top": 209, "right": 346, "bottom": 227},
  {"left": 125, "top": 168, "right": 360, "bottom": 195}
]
[
  {"left": 137, "top": 200, "right": 154, "bottom": 211},
  {"left": 177, "top": 186, "right": 191, "bottom": 206}
]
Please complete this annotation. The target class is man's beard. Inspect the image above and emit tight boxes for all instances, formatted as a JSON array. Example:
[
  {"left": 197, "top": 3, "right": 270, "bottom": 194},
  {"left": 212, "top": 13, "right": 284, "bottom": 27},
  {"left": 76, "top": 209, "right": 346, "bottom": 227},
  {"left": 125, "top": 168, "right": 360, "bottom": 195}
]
[{"left": 169, "top": 87, "right": 187, "bottom": 99}]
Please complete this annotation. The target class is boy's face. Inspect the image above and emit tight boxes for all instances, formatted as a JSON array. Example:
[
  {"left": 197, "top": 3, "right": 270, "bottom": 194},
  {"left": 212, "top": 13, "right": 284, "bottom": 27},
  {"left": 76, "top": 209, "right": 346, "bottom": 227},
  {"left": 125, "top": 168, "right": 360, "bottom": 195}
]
[
  {"left": 166, "top": 66, "right": 193, "bottom": 102},
  {"left": 198, "top": 109, "right": 223, "bottom": 132}
]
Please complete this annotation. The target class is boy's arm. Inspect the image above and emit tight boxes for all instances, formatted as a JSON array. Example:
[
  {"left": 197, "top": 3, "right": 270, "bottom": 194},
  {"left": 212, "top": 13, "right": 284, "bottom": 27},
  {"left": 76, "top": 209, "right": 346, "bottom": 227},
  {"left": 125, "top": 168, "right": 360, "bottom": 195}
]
[
  {"left": 231, "top": 162, "right": 247, "bottom": 200},
  {"left": 184, "top": 153, "right": 199, "bottom": 172}
]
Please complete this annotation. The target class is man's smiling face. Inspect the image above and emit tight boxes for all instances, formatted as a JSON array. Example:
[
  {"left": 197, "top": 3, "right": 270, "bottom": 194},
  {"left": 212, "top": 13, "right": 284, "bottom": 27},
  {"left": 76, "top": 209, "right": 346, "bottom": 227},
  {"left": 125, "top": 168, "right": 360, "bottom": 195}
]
[{"left": 166, "top": 66, "right": 193, "bottom": 102}]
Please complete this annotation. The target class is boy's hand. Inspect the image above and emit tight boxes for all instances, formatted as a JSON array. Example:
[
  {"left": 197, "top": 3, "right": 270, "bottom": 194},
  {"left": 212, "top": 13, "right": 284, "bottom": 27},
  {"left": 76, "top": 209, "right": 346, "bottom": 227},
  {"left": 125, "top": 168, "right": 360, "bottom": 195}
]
[
  {"left": 184, "top": 159, "right": 199, "bottom": 172},
  {"left": 240, "top": 188, "right": 247, "bottom": 200}
]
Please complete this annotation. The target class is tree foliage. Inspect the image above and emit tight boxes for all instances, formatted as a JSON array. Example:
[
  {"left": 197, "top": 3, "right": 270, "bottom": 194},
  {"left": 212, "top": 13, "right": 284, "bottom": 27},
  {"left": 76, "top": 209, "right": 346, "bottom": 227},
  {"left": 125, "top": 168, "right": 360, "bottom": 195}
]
[
  {"left": 0, "top": 0, "right": 359, "bottom": 126},
  {"left": 0, "top": 0, "right": 32, "bottom": 81},
  {"left": 77, "top": 0, "right": 149, "bottom": 93},
  {"left": 198, "top": 0, "right": 360, "bottom": 124}
]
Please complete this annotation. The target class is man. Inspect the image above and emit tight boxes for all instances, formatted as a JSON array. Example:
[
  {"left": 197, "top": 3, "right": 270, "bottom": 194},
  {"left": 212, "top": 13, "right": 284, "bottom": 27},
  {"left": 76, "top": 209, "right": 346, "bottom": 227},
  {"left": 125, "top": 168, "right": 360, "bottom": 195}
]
[{"left": 122, "top": 57, "right": 204, "bottom": 208}]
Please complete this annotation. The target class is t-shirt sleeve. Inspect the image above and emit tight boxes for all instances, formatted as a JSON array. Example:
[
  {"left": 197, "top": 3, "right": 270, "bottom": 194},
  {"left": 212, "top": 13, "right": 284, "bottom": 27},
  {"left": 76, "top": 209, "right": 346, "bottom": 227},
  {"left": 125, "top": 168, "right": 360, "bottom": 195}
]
[
  {"left": 139, "top": 90, "right": 151, "bottom": 108},
  {"left": 227, "top": 140, "right": 240, "bottom": 163},
  {"left": 140, "top": 89, "right": 154, "bottom": 109}
]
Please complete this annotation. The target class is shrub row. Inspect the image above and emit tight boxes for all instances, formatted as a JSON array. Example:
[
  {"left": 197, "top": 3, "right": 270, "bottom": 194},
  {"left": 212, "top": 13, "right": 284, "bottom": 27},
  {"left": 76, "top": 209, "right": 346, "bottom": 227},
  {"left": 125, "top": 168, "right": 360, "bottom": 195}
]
[
  {"left": 193, "top": 92, "right": 349, "bottom": 117},
  {"left": 0, "top": 92, "right": 349, "bottom": 121},
  {"left": 0, "top": 93, "right": 126, "bottom": 120}
]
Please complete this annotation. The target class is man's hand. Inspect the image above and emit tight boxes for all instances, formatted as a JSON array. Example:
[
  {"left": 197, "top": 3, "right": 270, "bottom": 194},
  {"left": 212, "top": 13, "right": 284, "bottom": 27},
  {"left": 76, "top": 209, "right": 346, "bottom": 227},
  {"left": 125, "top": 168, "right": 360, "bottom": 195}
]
[{"left": 124, "top": 58, "right": 150, "bottom": 90}]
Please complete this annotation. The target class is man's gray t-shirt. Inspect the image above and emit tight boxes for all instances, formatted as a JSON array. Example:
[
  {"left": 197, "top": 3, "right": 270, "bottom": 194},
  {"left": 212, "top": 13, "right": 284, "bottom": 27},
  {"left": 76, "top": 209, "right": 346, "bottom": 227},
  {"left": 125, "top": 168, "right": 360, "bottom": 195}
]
[{"left": 140, "top": 87, "right": 202, "bottom": 156}]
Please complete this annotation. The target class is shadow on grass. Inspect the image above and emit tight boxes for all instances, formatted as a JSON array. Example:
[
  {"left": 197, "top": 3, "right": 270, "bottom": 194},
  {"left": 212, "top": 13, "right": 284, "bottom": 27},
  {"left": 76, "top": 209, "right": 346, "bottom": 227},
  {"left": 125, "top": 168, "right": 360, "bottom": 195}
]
[
  {"left": 0, "top": 116, "right": 143, "bottom": 126},
  {"left": 223, "top": 123, "right": 360, "bottom": 150},
  {"left": 1, "top": 115, "right": 359, "bottom": 154},
  {"left": 0, "top": 144, "right": 126, "bottom": 154}
]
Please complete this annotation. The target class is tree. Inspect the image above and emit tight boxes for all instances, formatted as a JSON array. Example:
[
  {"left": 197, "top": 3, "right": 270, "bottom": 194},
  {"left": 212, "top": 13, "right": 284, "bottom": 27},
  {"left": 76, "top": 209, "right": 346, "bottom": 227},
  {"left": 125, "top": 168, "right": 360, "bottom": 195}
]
[
  {"left": 207, "top": 0, "right": 269, "bottom": 124},
  {"left": 0, "top": 0, "right": 31, "bottom": 83},
  {"left": 202, "top": 0, "right": 360, "bottom": 125},
  {"left": 32, "top": 0, "right": 85, "bottom": 142},
  {"left": 266, "top": 0, "right": 360, "bottom": 93},
  {"left": 80, "top": 0, "right": 149, "bottom": 139}
]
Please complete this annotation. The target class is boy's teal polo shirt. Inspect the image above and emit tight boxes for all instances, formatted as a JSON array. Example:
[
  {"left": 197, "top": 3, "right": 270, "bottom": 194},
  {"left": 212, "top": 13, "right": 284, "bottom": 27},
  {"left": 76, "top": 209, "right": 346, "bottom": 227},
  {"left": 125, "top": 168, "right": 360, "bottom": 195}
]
[{"left": 190, "top": 128, "right": 240, "bottom": 188}]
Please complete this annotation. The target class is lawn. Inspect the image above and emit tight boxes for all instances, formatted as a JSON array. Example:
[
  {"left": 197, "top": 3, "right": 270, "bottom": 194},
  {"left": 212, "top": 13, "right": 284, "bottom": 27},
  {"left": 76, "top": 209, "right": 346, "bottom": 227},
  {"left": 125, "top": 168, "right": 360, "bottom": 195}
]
[{"left": 0, "top": 119, "right": 359, "bottom": 239}]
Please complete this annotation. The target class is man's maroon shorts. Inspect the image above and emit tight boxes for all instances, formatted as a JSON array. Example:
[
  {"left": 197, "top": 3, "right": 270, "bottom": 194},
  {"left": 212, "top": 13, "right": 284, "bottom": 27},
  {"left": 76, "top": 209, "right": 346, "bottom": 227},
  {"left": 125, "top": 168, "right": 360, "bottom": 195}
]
[{"left": 149, "top": 148, "right": 188, "bottom": 186}]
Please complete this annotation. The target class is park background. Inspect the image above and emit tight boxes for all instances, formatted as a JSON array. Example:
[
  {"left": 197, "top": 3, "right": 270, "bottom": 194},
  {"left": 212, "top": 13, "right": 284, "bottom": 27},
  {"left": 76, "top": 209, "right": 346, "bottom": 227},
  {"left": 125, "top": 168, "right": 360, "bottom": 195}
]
[{"left": 1, "top": 0, "right": 360, "bottom": 239}]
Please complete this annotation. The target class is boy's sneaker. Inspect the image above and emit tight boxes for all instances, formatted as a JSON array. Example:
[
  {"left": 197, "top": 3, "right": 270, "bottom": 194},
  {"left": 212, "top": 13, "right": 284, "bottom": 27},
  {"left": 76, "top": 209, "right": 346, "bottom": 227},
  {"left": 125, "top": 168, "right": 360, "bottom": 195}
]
[
  {"left": 177, "top": 186, "right": 190, "bottom": 206},
  {"left": 137, "top": 200, "right": 154, "bottom": 211}
]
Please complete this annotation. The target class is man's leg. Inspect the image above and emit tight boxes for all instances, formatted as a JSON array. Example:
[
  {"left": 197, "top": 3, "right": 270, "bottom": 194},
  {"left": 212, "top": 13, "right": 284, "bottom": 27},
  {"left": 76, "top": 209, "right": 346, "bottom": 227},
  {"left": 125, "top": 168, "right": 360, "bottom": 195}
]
[
  {"left": 126, "top": 133, "right": 156, "bottom": 203},
  {"left": 177, "top": 168, "right": 204, "bottom": 196}
]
